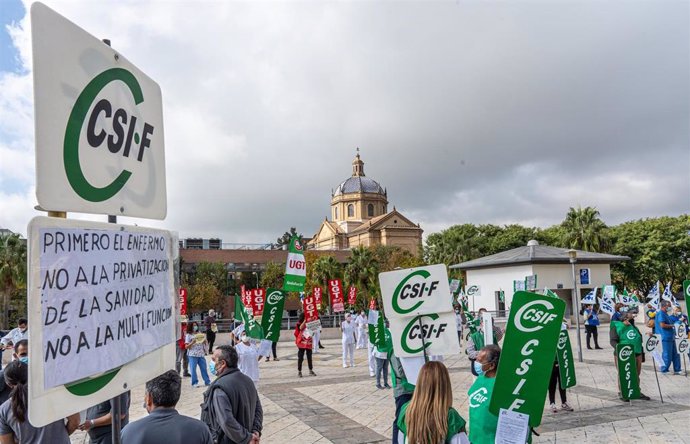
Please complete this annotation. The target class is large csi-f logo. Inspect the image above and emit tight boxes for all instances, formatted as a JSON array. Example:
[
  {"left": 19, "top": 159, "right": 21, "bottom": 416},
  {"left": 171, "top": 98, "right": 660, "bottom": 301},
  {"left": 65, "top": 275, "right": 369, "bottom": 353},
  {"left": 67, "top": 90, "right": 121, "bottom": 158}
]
[
  {"left": 399, "top": 314, "right": 448, "bottom": 354},
  {"left": 392, "top": 270, "right": 440, "bottom": 315},
  {"left": 64, "top": 68, "right": 155, "bottom": 202},
  {"left": 514, "top": 300, "right": 558, "bottom": 333}
]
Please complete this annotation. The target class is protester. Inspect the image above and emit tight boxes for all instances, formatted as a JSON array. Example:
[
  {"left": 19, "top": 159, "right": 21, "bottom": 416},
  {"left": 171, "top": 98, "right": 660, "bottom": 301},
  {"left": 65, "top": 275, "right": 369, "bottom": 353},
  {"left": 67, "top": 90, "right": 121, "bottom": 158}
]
[
  {"left": 467, "top": 345, "right": 501, "bottom": 444},
  {"left": 186, "top": 322, "right": 211, "bottom": 387},
  {"left": 175, "top": 323, "right": 191, "bottom": 378},
  {"left": 121, "top": 370, "right": 213, "bottom": 444},
  {"left": 389, "top": 351, "right": 415, "bottom": 444},
  {"left": 548, "top": 322, "right": 574, "bottom": 413},
  {"left": 356, "top": 310, "right": 368, "bottom": 349},
  {"left": 235, "top": 333, "right": 260, "bottom": 385},
  {"left": 204, "top": 310, "right": 218, "bottom": 353},
  {"left": 0, "top": 361, "right": 78, "bottom": 443},
  {"left": 0, "top": 319, "right": 28, "bottom": 365},
  {"left": 81, "top": 391, "right": 131, "bottom": 443},
  {"left": 454, "top": 304, "right": 464, "bottom": 347},
  {"left": 466, "top": 309, "right": 504, "bottom": 376},
  {"left": 672, "top": 306, "right": 689, "bottom": 336},
  {"left": 341, "top": 313, "right": 356, "bottom": 368},
  {"left": 645, "top": 304, "right": 657, "bottom": 330},
  {"left": 204, "top": 345, "right": 263, "bottom": 444},
  {"left": 397, "top": 361, "right": 467, "bottom": 444},
  {"left": 372, "top": 321, "right": 392, "bottom": 389},
  {"left": 611, "top": 303, "right": 625, "bottom": 322},
  {"left": 610, "top": 308, "right": 651, "bottom": 400},
  {"left": 295, "top": 313, "right": 316, "bottom": 377},
  {"left": 583, "top": 304, "right": 603, "bottom": 349},
  {"left": 655, "top": 300, "right": 681, "bottom": 374}
]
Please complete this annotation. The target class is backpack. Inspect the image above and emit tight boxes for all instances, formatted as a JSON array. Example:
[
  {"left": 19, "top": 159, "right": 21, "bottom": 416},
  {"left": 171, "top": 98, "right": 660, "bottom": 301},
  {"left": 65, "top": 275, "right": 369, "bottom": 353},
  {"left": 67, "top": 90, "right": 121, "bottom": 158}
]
[{"left": 200, "top": 385, "right": 224, "bottom": 443}]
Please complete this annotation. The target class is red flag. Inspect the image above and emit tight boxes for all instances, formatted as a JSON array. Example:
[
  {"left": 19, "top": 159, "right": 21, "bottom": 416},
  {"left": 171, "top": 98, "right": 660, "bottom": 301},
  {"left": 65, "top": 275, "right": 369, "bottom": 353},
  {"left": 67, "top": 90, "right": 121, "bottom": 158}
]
[
  {"left": 347, "top": 286, "right": 357, "bottom": 306},
  {"left": 369, "top": 298, "right": 377, "bottom": 310},
  {"left": 303, "top": 295, "right": 319, "bottom": 322},
  {"left": 251, "top": 288, "right": 266, "bottom": 316},
  {"left": 241, "top": 285, "right": 253, "bottom": 308},
  {"left": 313, "top": 287, "right": 323, "bottom": 309},
  {"left": 179, "top": 288, "right": 188, "bottom": 316},
  {"left": 328, "top": 279, "right": 345, "bottom": 313}
]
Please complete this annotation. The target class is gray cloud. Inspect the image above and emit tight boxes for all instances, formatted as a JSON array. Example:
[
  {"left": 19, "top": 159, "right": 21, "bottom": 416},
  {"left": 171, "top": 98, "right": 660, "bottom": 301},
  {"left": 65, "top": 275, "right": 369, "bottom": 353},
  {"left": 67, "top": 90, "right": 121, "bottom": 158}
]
[{"left": 0, "top": 0, "right": 687, "bottom": 242}]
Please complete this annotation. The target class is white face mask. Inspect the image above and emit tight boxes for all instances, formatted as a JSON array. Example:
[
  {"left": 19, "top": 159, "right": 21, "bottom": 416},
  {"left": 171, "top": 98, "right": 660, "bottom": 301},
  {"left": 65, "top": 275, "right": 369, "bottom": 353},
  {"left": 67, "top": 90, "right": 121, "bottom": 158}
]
[{"left": 241, "top": 335, "right": 249, "bottom": 343}]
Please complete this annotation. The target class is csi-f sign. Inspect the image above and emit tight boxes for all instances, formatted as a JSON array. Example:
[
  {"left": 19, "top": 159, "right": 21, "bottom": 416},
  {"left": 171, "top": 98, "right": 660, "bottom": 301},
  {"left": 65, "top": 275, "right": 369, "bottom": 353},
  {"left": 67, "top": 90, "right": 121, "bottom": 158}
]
[
  {"left": 388, "top": 311, "right": 460, "bottom": 357},
  {"left": 32, "top": 3, "right": 166, "bottom": 219},
  {"left": 380, "top": 264, "right": 452, "bottom": 316}
]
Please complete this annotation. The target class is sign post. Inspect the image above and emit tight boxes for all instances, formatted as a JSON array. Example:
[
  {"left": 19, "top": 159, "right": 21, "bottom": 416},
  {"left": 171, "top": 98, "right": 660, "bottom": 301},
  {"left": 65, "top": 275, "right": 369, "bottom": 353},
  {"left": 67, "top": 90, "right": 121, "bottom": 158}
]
[{"left": 489, "top": 291, "right": 565, "bottom": 428}]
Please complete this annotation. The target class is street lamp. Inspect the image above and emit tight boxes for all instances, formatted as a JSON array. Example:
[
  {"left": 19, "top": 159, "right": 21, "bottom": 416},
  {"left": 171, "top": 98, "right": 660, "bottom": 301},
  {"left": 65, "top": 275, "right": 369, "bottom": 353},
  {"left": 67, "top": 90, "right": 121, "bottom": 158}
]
[
  {"left": 569, "top": 249, "right": 583, "bottom": 363},
  {"left": 252, "top": 271, "right": 259, "bottom": 288}
]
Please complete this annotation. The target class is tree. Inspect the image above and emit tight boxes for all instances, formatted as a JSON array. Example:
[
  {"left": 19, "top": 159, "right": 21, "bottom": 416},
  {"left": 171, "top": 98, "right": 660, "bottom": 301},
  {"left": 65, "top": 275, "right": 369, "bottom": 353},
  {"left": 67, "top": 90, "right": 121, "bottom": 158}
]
[
  {"left": 0, "top": 234, "right": 26, "bottom": 328},
  {"left": 561, "top": 206, "right": 609, "bottom": 252},
  {"left": 310, "top": 255, "right": 342, "bottom": 290},
  {"left": 371, "top": 245, "right": 424, "bottom": 272},
  {"left": 272, "top": 227, "right": 307, "bottom": 250},
  {"left": 423, "top": 224, "right": 483, "bottom": 266},
  {"left": 609, "top": 215, "right": 690, "bottom": 294},
  {"left": 260, "top": 262, "right": 285, "bottom": 289},
  {"left": 186, "top": 262, "right": 228, "bottom": 311},
  {"left": 344, "top": 246, "right": 380, "bottom": 310}
]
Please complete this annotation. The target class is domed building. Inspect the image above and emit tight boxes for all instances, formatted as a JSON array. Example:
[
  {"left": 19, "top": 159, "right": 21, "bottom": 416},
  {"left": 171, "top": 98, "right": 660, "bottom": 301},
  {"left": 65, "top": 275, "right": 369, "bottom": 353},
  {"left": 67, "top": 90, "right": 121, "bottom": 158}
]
[{"left": 308, "top": 151, "right": 423, "bottom": 254}]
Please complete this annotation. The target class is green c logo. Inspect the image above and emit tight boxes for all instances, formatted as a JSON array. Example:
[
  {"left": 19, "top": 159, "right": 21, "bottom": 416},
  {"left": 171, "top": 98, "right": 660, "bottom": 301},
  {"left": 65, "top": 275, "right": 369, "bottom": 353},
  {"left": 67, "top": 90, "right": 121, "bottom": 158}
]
[
  {"left": 401, "top": 313, "right": 439, "bottom": 354},
  {"left": 64, "top": 68, "right": 143, "bottom": 202},
  {"left": 392, "top": 270, "right": 430, "bottom": 315}
]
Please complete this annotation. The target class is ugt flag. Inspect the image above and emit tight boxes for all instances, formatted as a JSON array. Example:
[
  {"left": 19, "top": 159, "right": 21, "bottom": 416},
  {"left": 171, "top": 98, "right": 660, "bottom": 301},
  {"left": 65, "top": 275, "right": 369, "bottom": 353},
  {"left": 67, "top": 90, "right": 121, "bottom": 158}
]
[
  {"left": 235, "top": 295, "right": 264, "bottom": 339},
  {"left": 283, "top": 235, "right": 306, "bottom": 292},
  {"left": 581, "top": 287, "right": 597, "bottom": 305}
]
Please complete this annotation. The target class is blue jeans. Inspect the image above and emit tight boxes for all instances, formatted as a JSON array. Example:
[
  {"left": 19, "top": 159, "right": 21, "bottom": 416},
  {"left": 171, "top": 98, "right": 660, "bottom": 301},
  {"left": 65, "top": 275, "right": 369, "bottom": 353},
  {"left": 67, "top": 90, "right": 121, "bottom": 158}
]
[
  {"left": 661, "top": 340, "right": 681, "bottom": 373},
  {"left": 189, "top": 356, "right": 210, "bottom": 386},
  {"left": 392, "top": 393, "right": 413, "bottom": 444}
]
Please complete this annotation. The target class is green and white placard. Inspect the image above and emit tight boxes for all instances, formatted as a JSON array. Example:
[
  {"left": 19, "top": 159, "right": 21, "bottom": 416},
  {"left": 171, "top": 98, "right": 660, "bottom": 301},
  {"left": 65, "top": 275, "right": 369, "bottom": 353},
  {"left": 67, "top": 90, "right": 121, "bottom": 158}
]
[
  {"left": 283, "top": 235, "right": 306, "bottom": 292},
  {"left": 556, "top": 330, "right": 576, "bottom": 389},
  {"left": 616, "top": 343, "right": 640, "bottom": 400},
  {"left": 261, "top": 289, "right": 286, "bottom": 342}
]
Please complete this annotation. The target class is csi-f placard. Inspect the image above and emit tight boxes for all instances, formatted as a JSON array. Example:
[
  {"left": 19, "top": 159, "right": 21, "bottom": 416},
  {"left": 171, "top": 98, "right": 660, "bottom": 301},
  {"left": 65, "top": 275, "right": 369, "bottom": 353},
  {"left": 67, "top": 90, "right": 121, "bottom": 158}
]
[
  {"left": 387, "top": 312, "right": 460, "bottom": 357},
  {"left": 380, "top": 264, "right": 453, "bottom": 317},
  {"left": 31, "top": 3, "right": 166, "bottom": 219}
]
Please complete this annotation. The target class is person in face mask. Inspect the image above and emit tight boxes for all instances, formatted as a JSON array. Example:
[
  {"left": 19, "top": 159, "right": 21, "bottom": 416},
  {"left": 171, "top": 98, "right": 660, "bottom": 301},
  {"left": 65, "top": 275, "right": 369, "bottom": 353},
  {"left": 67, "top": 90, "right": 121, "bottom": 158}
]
[
  {"left": 467, "top": 345, "right": 501, "bottom": 444},
  {"left": 656, "top": 301, "right": 682, "bottom": 374},
  {"left": 0, "top": 319, "right": 28, "bottom": 369},
  {"left": 235, "top": 333, "right": 260, "bottom": 385},
  {"left": 185, "top": 322, "right": 211, "bottom": 388},
  {"left": 0, "top": 340, "right": 25, "bottom": 405}
]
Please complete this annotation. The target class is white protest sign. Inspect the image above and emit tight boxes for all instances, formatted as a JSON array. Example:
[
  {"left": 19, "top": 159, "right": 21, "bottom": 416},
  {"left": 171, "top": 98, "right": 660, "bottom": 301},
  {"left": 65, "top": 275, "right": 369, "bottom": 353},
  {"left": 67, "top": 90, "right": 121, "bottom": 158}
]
[
  {"left": 467, "top": 285, "right": 481, "bottom": 297},
  {"left": 482, "top": 312, "right": 494, "bottom": 345},
  {"left": 449, "top": 279, "right": 461, "bottom": 295},
  {"left": 495, "top": 409, "right": 530, "bottom": 444},
  {"left": 31, "top": 3, "right": 166, "bottom": 219},
  {"left": 644, "top": 334, "right": 660, "bottom": 353},
  {"left": 513, "top": 280, "right": 525, "bottom": 292},
  {"left": 677, "top": 338, "right": 689, "bottom": 355},
  {"left": 28, "top": 216, "right": 175, "bottom": 426},
  {"left": 387, "top": 311, "right": 460, "bottom": 358},
  {"left": 525, "top": 275, "right": 537, "bottom": 291},
  {"left": 380, "top": 264, "right": 452, "bottom": 317},
  {"left": 675, "top": 323, "right": 686, "bottom": 340}
]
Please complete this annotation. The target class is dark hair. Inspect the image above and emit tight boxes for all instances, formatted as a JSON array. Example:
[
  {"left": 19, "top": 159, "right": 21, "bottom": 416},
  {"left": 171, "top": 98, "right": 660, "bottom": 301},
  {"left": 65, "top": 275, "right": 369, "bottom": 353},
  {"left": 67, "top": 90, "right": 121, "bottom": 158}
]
[
  {"left": 14, "top": 340, "right": 28, "bottom": 354},
  {"left": 216, "top": 345, "right": 238, "bottom": 369},
  {"left": 145, "top": 370, "right": 181, "bottom": 408},
  {"left": 481, "top": 344, "right": 501, "bottom": 370},
  {"left": 17, "top": 319, "right": 27, "bottom": 326},
  {"left": 298, "top": 313, "right": 305, "bottom": 324},
  {"left": 186, "top": 322, "right": 198, "bottom": 334},
  {"left": 4, "top": 361, "right": 28, "bottom": 423}
]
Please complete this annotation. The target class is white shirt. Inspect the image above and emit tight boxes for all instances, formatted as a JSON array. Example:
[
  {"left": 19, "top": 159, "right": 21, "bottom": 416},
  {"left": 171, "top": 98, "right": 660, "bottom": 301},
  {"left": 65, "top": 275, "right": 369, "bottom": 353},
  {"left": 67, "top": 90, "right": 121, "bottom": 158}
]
[
  {"left": 235, "top": 341, "right": 260, "bottom": 382},
  {"left": 355, "top": 315, "right": 368, "bottom": 329},
  {"left": 1, "top": 328, "right": 28, "bottom": 347},
  {"left": 341, "top": 321, "right": 356, "bottom": 344}
]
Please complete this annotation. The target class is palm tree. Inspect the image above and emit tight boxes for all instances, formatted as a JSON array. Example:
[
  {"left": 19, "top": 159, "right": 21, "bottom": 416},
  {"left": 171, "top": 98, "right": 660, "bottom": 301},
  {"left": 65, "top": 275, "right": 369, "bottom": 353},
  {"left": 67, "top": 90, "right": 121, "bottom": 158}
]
[
  {"left": 344, "top": 246, "right": 380, "bottom": 311},
  {"left": 561, "top": 206, "right": 609, "bottom": 252},
  {"left": 0, "top": 234, "right": 27, "bottom": 328},
  {"left": 310, "top": 255, "right": 341, "bottom": 290}
]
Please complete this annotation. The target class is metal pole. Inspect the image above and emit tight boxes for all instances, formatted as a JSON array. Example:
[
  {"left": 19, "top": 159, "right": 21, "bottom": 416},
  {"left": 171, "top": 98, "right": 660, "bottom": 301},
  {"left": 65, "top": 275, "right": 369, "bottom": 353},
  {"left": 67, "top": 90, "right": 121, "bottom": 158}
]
[
  {"left": 571, "top": 260, "right": 583, "bottom": 363},
  {"left": 652, "top": 354, "right": 664, "bottom": 403},
  {"left": 417, "top": 314, "right": 428, "bottom": 362}
]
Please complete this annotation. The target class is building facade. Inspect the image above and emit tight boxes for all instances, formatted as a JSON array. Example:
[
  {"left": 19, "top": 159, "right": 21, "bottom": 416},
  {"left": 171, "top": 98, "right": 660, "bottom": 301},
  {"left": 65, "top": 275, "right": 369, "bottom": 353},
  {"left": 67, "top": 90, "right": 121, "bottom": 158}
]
[{"left": 308, "top": 152, "right": 423, "bottom": 255}]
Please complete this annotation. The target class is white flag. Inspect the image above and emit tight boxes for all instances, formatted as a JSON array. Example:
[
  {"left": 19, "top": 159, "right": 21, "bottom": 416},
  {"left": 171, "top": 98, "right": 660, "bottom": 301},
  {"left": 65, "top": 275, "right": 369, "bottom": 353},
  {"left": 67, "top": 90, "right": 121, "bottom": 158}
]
[
  {"left": 598, "top": 297, "right": 615, "bottom": 316},
  {"left": 647, "top": 282, "right": 660, "bottom": 310},
  {"left": 581, "top": 287, "right": 597, "bottom": 305}
]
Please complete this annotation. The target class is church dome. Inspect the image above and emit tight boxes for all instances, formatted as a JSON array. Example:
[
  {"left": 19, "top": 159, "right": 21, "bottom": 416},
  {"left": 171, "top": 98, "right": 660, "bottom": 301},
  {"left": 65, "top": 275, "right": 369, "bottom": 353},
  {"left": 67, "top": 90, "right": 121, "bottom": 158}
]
[{"left": 333, "top": 151, "right": 386, "bottom": 196}]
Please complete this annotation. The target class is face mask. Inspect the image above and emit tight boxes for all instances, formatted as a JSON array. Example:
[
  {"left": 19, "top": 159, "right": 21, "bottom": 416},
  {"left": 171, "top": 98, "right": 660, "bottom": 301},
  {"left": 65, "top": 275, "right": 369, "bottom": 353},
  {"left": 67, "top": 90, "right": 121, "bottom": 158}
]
[
  {"left": 19, "top": 328, "right": 26, "bottom": 333},
  {"left": 473, "top": 361, "right": 484, "bottom": 376},
  {"left": 18, "top": 357, "right": 28, "bottom": 365},
  {"left": 241, "top": 335, "right": 249, "bottom": 343},
  {"left": 209, "top": 360, "right": 217, "bottom": 376},
  {"left": 193, "top": 326, "right": 199, "bottom": 332},
  {"left": 667, "top": 308, "right": 674, "bottom": 314}
]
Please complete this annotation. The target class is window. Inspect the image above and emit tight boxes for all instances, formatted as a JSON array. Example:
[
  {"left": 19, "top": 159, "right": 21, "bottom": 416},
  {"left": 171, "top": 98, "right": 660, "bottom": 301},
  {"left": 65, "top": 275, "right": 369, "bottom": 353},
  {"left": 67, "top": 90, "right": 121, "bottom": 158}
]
[
  {"left": 334, "top": 207, "right": 339, "bottom": 219},
  {"left": 367, "top": 203, "right": 374, "bottom": 217},
  {"left": 347, "top": 204, "right": 354, "bottom": 217}
]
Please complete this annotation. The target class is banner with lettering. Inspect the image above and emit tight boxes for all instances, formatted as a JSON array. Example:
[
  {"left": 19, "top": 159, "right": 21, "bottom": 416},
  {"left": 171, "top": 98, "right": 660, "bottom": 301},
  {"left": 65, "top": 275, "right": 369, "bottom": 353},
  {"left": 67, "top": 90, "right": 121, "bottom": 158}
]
[
  {"left": 303, "top": 294, "right": 321, "bottom": 331},
  {"left": 251, "top": 288, "right": 266, "bottom": 316},
  {"left": 241, "top": 285, "right": 252, "bottom": 309},
  {"left": 260, "top": 289, "right": 286, "bottom": 342},
  {"left": 489, "top": 291, "right": 565, "bottom": 427},
  {"left": 329, "top": 279, "right": 345, "bottom": 313},
  {"left": 179, "top": 288, "right": 188, "bottom": 321},
  {"left": 369, "top": 298, "right": 377, "bottom": 310},
  {"left": 235, "top": 295, "right": 264, "bottom": 340},
  {"left": 347, "top": 286, "right": 357, "bottom": 306},
  {"left": 556, "top": 330, "right": 576, "bottom": 389},
  {"left": 313, "top": 286, "right": 323, "bottom": 309},
  {"left": 283, "top": 235, "right": 306, "bottom": 292},
  {"left": 616, "top": 343, "right": 640, "bottom": 400}
]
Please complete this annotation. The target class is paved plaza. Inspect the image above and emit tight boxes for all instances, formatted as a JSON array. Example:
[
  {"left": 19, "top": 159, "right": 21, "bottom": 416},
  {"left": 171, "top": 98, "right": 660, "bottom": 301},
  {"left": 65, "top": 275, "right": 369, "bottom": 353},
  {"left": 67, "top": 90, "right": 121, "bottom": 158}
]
[{"left": 70, "top": 329, "right": 690, "bottom": 443}]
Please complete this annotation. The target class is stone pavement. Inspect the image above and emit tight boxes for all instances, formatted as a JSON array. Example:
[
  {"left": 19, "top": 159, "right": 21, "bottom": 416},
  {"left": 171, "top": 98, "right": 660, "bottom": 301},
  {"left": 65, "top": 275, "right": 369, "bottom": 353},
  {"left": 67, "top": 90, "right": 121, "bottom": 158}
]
[{"left": 71, "top": 330, "right": 690, "bottom": 443}]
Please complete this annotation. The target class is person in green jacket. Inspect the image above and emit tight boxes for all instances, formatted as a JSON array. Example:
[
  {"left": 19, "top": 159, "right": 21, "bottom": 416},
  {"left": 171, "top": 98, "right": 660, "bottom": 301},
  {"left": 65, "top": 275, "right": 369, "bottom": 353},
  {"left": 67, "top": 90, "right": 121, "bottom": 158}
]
[
  {"left": 467, "top": 344, "right": 501, "bottom": 444},
  {"left": 397, "top": 361, "right": 467, "bottom": 444},
  {"left": 610, "top": 308, "right": 651, "bottom": 400},
  {"left": 389, "top": 350, "right": 415, "bottom": 444}
]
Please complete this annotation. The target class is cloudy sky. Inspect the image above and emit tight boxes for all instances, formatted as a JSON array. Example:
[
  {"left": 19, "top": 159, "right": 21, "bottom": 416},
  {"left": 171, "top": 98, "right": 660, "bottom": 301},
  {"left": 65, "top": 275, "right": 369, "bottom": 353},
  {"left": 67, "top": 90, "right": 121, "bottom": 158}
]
[{"left": 1, "top": 0, "right": 688, "bottom": 244}]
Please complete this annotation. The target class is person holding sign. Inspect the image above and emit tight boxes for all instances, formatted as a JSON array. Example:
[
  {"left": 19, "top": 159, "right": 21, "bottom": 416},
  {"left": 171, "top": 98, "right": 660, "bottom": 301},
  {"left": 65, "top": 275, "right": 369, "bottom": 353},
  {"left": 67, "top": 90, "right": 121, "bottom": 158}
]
[
  {"left": 294, "top": 314, "right": 316, "bottom": 377},
  {"left": 0, "top": 361, "right": 80, "bottom": 443},
  {"left": 185, "top": 322, "right": 211, "bottom": 387},
  {"left": 372, "top": 322, "right": 392, "bottom": 389},
  {"left": 466, "top": 309, "right": 503, "bottom": 377},
  {"left": 341, "top": 313, "right": 357, "bottom": 368},
  {"left": 655, "top": 300, "right": 681, "bottom": 374},
  {"left": 610, "top": 309, "right": 651, "bottom": 400},
  {"left": 356, "top": 310, "right": 369, "bottom": 349},
  {"left": 467, "top": 345, "right": 501, "bottom": 444},
  {"left": 236, "top": 333, "right": 260, "bottom": 385},
  {"left": 583, "top": 305, "right": 603, "bottom": 350},
  {"left": 397, "top": 361, "right": 467, "bottom": 444},
  {"left": 548, "top": 322, "right": 574, "bottom": 413}
]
